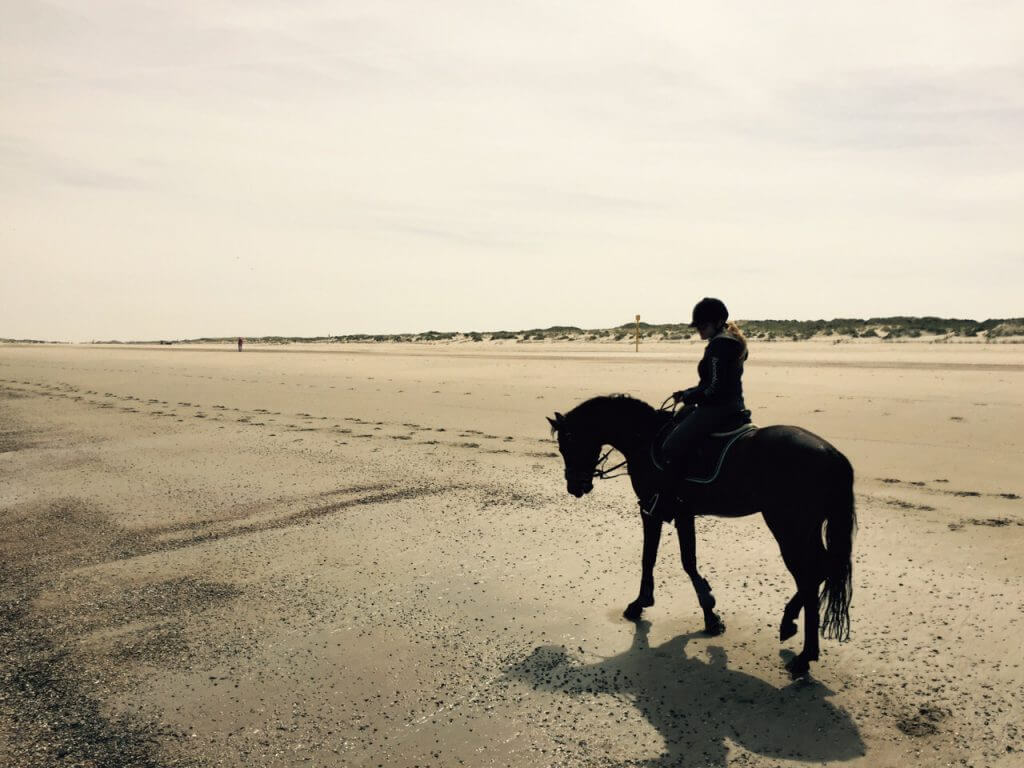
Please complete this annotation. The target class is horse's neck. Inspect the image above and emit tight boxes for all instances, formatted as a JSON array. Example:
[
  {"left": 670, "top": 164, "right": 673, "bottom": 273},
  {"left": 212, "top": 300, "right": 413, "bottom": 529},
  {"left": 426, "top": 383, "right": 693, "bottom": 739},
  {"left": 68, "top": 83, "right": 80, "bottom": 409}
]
[{"left": 591, "top": 401, "right": 658, "bottom": 460}]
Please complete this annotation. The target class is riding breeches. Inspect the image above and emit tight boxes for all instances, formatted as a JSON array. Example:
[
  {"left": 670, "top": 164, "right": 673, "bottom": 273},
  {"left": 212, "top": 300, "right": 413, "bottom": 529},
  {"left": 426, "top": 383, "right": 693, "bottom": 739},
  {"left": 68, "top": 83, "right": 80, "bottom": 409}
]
[{"left": 660, "top": 405, "right": 741, "bottom": 468}]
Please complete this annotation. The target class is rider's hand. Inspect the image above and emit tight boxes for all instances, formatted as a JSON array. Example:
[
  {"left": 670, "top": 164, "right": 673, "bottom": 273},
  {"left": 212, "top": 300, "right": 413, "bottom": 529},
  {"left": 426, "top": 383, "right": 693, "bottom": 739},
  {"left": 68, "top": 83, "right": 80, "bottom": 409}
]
[{"left": 674, "top": 387, "right": 699, "bottom": 404}]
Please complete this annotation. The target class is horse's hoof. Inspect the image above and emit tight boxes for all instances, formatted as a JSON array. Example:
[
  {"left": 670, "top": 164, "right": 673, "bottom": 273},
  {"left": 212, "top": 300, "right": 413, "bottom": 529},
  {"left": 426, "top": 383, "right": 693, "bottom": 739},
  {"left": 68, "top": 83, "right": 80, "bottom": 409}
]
[
  {"left": 786, "top": 655, "right": 810, "bottom": 678},
  {"left": 703, "top": 614, "right": 726, "bottom": 636},
  {"left": 780, "top": 621, "right": 798, "bottom": 642},
  {"left": 623, "top": 597, "right": 653, "bottom": 621},
  {"left": 623, "top": 604, "right": 643, "bottom": 621}
]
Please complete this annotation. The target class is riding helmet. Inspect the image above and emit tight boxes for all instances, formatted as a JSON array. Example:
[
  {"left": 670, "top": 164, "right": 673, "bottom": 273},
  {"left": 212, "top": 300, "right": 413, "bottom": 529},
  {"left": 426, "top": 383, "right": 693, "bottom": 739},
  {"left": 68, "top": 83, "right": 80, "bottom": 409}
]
[{"left": 690, "top": 297, "right": 729, "bottom": 328}]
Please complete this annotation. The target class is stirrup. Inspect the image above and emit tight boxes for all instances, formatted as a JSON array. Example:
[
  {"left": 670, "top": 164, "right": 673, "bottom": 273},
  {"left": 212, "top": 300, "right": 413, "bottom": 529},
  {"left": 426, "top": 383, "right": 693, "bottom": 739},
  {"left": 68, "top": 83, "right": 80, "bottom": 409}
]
[
  {"left": 640, "top": 493, "right": 660, "bottom": 518},
  {"left": 641, "top": 493, "right": 680, "bottom": 523}
]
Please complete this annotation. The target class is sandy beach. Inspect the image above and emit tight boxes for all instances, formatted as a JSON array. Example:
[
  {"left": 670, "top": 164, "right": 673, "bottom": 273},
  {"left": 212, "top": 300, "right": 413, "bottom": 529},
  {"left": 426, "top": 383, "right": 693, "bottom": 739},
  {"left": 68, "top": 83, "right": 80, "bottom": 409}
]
[{"left": 1, "top": 340, "right": 1021, "bottom": 767}]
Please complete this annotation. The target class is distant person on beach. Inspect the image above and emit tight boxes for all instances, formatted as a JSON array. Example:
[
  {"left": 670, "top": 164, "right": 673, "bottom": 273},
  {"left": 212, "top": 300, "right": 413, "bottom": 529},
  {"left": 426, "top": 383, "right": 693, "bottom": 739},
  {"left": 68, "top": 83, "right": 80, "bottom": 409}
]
[
  {"left": 660, "top": 298, "right": 749, "bottom": 473},
  {"left": 238, "top": 337, "right": 243, "bottom": 352}
]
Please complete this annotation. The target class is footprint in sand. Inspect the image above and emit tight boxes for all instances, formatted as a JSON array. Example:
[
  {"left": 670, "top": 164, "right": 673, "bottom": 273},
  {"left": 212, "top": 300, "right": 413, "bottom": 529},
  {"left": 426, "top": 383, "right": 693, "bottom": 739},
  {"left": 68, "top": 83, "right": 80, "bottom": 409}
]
[{"left": 949, "top": 517, "right": 1024, "bottom": 531}]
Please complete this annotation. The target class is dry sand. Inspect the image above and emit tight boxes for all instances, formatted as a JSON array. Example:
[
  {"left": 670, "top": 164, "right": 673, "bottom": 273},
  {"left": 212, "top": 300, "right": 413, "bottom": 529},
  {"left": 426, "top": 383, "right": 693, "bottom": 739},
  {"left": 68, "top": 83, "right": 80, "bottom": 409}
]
[{"left": 1, "top": 340, "right": 1021, "bottom": 767}]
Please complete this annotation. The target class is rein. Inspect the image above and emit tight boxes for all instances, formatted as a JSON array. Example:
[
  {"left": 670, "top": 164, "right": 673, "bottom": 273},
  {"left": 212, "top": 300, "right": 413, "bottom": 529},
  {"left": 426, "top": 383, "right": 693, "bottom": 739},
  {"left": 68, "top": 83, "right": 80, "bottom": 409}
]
[
  {"left": 592, "top": 448, "right": 628, "bottom": 480},
  {"left": 592, "top": 395, "right": 678, "bottom": 481}
]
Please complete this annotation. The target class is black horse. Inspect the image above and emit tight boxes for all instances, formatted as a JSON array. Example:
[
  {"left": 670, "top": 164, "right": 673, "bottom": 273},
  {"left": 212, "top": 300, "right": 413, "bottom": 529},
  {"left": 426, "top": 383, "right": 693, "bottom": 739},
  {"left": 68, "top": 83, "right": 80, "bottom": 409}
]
[{"left": 547, "top": 395, "right": 855, "bottom": 676}]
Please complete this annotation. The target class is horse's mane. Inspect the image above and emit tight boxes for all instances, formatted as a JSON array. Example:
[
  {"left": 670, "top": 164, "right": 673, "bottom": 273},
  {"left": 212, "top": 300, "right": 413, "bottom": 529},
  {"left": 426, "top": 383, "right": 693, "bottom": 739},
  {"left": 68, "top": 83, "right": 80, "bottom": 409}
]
[{"left": 565, "top": 394, "right": 662, "bottom": 429}]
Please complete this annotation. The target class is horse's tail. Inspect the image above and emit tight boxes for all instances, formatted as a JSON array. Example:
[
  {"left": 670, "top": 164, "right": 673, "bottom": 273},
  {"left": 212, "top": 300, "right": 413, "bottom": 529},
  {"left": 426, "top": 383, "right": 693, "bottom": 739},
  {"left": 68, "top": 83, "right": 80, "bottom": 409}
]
[{"left": 821, "top": 453, "right": 856, "bottom": 641}]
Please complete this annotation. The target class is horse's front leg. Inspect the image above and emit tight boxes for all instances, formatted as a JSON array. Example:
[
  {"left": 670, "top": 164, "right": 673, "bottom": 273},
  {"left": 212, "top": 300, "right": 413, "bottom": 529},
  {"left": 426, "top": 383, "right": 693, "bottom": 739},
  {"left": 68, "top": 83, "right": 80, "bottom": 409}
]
[
  {"left": 675, "top": 513, "right": 725, "bottom": 635},
  {"left": 624, "top": 512, "right": 661, "bottom": 620}
]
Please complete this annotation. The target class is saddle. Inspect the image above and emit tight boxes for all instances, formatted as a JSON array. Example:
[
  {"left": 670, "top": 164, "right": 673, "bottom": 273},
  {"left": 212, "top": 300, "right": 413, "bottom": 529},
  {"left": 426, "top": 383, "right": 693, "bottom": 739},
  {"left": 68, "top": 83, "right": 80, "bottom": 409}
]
[
  {"left": 681, "top": 421, "right": 757, "bottom": 483},
  {"left": 651, "top": 410, "right": 756, "bottom": 484}
]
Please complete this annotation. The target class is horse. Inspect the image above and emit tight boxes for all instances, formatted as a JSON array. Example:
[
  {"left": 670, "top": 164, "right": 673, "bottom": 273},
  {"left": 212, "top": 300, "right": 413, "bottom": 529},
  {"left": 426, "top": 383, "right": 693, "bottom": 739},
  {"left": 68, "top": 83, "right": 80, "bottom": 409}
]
[{"left": 547, "top": 395, "right": 855, "bottom": 677}]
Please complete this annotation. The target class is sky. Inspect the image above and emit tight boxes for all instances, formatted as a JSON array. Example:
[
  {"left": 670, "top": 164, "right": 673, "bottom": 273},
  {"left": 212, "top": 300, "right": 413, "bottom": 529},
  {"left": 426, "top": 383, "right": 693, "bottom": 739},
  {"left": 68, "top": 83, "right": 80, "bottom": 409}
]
[{"left": 2, "top": 1, "right": 1022, "bottom": 340}]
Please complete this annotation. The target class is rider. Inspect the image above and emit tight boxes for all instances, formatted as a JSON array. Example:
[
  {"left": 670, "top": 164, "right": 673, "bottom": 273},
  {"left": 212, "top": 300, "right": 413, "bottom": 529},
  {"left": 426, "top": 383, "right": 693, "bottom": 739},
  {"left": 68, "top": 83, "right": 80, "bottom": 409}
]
[{"left": 660, "top": 297, "right": 749, "bottom": 475}]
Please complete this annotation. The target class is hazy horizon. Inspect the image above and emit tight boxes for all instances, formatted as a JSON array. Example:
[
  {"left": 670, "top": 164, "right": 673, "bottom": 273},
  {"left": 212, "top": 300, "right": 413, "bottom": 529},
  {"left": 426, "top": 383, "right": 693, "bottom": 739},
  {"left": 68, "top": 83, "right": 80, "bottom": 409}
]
[
  {"left": 5, "top": 313, "right": 1022, "bottom": 345},
  {"left": 3, "top": 1, "right": 1022, "bottom": 342}
]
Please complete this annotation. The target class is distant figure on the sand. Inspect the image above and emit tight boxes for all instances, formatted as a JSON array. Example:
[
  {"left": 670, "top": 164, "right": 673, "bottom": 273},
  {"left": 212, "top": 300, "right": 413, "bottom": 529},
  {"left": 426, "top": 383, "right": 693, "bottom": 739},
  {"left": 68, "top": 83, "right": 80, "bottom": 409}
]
[
  {"left": 660, "top": 297, "right": 749, "bottom": 483},
  {"left": 237, "top": 337, "right": 243, "bottom": 352}
]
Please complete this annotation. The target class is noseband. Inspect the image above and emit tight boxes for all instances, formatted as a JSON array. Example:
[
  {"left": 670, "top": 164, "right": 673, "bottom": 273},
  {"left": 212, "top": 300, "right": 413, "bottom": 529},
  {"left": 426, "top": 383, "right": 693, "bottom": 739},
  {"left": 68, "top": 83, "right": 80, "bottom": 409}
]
[{"left": 561, "top": 447, "right": 628, "bottom": 483}]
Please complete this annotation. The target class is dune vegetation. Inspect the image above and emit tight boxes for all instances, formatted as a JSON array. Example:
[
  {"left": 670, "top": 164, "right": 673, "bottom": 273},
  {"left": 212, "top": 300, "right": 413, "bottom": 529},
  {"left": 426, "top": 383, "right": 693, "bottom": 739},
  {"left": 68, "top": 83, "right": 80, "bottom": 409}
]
[{"left": 107, "top": 317, "right": 1024, "bottom": 346}]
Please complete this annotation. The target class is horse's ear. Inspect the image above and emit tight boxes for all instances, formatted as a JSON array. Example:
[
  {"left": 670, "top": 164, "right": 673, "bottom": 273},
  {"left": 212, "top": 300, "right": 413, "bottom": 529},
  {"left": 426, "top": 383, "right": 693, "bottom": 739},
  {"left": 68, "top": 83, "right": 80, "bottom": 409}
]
[{"left": 547, "top": 412, "right": 564, "bottom": 431}]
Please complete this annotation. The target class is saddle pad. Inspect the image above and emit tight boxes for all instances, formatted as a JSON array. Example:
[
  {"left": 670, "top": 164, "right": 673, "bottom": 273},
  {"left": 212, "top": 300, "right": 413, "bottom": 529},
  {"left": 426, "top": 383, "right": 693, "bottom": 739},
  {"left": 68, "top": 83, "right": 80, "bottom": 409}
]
[{"left": 684, "top": 424, "right": 758, "bottom": 484}]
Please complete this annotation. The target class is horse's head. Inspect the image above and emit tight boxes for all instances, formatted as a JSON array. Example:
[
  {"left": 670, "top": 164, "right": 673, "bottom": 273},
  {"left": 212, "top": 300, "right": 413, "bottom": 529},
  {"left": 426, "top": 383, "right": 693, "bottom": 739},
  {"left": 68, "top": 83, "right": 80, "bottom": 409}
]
[{"left": 547, "top": 411, "right": 601, "bottom": 497}]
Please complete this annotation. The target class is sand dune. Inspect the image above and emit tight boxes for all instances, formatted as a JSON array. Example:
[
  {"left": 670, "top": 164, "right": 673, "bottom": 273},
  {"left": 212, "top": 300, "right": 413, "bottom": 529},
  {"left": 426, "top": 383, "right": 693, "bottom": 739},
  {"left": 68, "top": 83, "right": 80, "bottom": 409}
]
[{"left": 1, "top": 341, "right": 1021, "bottom": 766}]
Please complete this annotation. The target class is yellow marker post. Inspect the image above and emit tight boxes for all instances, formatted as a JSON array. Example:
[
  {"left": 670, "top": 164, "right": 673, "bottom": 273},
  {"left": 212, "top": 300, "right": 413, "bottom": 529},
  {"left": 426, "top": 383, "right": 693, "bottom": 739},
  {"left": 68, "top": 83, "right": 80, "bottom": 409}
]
[{"left": 635, "top": 314, "right": 640, "bottom": 352}]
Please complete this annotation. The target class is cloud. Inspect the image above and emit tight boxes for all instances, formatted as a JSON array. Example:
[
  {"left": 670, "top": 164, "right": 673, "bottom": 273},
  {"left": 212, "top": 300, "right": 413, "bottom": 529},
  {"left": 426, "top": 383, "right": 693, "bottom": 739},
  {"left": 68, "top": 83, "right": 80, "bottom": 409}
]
[
  {"left": 0, "top": 135, "right": 146, "bottom": 191},
  {"left": 777, "top": 67, "right": 1024, "bottom": 150}
]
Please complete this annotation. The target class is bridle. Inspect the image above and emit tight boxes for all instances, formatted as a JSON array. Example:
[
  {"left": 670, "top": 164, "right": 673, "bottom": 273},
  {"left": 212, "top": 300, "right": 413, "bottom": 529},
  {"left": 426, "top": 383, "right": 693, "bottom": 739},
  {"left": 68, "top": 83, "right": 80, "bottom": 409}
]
[
  {"left": 563, "top": 395, "right": 678, "bottom": 483},
  {"left": 591, "top": 447, "right": 628, "bottom": 480}
]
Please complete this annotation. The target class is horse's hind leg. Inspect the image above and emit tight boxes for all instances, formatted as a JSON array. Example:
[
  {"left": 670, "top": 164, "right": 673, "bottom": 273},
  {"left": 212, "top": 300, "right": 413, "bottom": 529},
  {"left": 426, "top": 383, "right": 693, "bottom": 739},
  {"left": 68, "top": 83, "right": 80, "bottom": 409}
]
[
  {"left": 788, "top": 575, "right": 821, "bottom": 676},
  {"left": 782, "top": 551, "right": 826, "bottom": 676},
  {"left": 780, "top": 592, "right": 801, "bottom": 641},
  {"left": 766, "top": 511, "right": 824, "bottom": 676}
]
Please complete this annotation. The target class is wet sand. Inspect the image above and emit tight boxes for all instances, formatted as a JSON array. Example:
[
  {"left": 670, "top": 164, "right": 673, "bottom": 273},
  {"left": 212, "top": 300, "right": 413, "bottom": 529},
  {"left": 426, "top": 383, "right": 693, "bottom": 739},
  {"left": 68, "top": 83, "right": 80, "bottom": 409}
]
[{"left": 1, "top": 341, "right": 1021, "bottom": 767}]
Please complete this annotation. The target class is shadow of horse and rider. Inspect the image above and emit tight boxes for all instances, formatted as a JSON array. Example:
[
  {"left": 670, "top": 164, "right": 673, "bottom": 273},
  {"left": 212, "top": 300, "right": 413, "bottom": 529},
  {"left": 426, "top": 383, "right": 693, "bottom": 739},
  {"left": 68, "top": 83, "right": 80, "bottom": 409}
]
[{"left": 507, "top": 620, "right": 865, "bottom": 768}]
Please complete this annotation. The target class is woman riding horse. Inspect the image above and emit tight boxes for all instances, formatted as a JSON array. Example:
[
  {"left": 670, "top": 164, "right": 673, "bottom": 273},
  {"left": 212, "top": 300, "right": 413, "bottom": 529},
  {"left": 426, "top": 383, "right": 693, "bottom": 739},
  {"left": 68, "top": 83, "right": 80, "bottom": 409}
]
[{"left": 660, "top": 298, "right": 749, "bottom": 479}]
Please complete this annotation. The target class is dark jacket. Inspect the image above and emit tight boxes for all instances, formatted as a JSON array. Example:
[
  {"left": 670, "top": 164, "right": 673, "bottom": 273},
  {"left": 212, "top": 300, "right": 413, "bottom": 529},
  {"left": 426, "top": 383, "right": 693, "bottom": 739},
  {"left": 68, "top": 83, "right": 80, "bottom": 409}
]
[{"left": 687, "top": 331, "right": 747, "bottom": 409}]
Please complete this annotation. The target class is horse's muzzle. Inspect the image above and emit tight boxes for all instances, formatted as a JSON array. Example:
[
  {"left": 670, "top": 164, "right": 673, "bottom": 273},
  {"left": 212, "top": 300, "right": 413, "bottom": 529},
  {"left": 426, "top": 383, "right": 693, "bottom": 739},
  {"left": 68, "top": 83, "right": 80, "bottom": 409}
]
[
  {"left": 566, "top": 476, "right": 593, "bottom": 497},
  {"left": 565, "top": 465, "right": 593, "bottom": 497}
]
